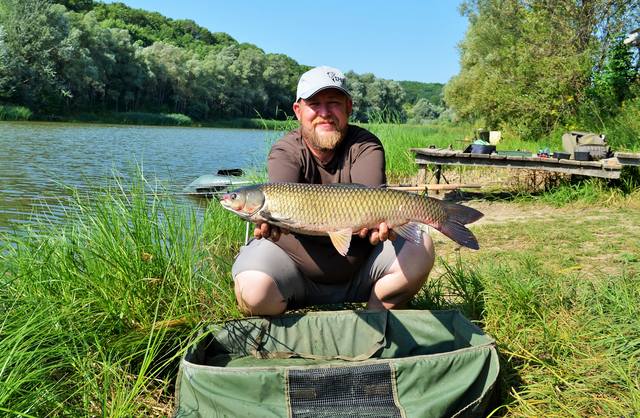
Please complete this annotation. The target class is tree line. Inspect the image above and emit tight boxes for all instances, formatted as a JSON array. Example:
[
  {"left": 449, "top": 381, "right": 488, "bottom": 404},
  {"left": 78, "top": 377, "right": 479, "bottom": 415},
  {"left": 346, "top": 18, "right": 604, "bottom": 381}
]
[
  {"left": 0, "top": 0, "right": 444, "bottom": 123},
  {"left": 2, "top": 0, "right": 637, "bottom": 140},
  {"left": 445, "top": 0, "right": 640, "bottom": 141}
]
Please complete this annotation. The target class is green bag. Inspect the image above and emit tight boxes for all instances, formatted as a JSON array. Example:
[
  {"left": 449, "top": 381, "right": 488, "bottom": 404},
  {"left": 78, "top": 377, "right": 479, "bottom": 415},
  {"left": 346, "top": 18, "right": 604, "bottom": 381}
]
[{"left": 174, "top": 310, "right": 499, "bottom": 418}]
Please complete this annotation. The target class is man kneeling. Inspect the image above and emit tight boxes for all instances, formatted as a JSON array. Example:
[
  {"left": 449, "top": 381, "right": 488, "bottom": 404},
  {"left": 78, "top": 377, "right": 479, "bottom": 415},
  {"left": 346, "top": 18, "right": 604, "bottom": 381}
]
[{"left": 231, "top": 66, "right": 434, "bottom": 315}]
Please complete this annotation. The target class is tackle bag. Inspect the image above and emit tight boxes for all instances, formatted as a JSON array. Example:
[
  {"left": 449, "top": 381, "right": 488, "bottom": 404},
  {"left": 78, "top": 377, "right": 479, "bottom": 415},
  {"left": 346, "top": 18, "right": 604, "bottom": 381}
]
[
  {"left": 174, "top": 310, "right": 499, "bottom": 418},
  {"left": 561, "top": 131, "right": 612, "bottom": 161}
]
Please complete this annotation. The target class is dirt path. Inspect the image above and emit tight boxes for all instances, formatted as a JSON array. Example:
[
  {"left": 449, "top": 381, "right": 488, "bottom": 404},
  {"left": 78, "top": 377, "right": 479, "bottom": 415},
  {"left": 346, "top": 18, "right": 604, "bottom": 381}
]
[
  {"left": 447, "top": 196, "right": 639, "bottom": 228},
  {"left": 443, "top": 197, "right": 640, "bottom": 278},
  {"left": 466, "top": 200, "right": 554, "bottom": 226}
]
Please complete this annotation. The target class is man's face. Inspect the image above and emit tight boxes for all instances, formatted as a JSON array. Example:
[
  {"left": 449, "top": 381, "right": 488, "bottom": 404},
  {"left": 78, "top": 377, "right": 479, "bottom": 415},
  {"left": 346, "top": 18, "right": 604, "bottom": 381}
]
[{"left": 293, "top": 89, "right": 352, "bottom": 152}]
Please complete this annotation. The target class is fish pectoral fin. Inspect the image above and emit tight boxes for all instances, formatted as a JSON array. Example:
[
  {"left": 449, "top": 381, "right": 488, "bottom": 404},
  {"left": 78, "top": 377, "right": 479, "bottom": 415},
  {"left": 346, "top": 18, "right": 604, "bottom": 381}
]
[
  {"left": 394, "top": 222, "right": 425, "bottom": 245},
  {"left": 327, "top": 228, "right": 353, "bottom": 257},
  {"left": 259, "top": 209, "right": 292, "bottom": 224}
]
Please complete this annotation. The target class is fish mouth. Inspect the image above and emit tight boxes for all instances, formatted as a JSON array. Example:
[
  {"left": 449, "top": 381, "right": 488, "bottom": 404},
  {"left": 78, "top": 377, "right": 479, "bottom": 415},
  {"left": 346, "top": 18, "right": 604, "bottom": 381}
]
[
  {"left": 219, "top": 192, "right": 263, "bottom": 219},
  {"left": 219, "top": 193, "right": 233, "bottom": 208}
]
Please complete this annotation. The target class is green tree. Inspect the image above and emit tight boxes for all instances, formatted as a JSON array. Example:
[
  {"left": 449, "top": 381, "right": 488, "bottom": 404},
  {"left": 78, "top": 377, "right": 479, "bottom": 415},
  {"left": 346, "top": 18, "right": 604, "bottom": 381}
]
[
  {"left": 346, "top": 72, "right": 406, "bottom": 122},
  {"left": 262, "top": 53, "right": 299, "bottom": 119},
  {"left": 445, "top": 0, "right": 640, "bottom": 139},
  {"left": 590, "top": 36, "right": 637, "bottom": 113},
  {"left": 407, "top": 98, "right": 445, "bottom": 124},
  {"left": 398, "top": 81, "right": 444, "bottom": 106},
  {"left": 0, "top": 0, "right": 72, "bottom": 110}
]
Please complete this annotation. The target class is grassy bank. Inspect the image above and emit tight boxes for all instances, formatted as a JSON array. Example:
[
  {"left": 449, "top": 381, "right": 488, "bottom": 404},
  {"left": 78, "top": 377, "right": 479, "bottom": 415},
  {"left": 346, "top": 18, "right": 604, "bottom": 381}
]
[
  {"left": 17, "top": 111, "right": 297, "bottom": 130},
  {"left": 2, "top": 124, "right": 639, "bottom": 416},
  {"left": 68, "top": 112, "right": 194, "bottom": 126},
  {"left": 0, "top": 180, "right": 247, "bottom": 415},
  {"left": 420, "top": 186, "right": 640, "bottom": 416}
]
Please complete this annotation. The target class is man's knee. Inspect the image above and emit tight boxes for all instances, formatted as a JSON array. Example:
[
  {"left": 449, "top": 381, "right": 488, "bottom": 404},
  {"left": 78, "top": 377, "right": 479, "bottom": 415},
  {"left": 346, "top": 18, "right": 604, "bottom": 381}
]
[
  {"left": 234, "top": 271, "right": 287, "bottom": 315},
  {"left": 400, "top": 234, "right": 435, "bottom": 286}
]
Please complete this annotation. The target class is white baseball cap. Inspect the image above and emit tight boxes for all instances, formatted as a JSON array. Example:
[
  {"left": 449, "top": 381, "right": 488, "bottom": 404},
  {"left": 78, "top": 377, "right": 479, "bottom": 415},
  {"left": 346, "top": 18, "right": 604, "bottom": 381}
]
[{"left": 295, "top": 66, "right": 351, "bottom": 101}]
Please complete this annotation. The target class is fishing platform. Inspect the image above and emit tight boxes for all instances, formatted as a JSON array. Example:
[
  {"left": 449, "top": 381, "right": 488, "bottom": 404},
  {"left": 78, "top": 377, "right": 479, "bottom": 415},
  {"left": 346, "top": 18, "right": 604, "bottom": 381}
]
[{"left": 411, "top": 148, "right": 640, "bottom": 186}]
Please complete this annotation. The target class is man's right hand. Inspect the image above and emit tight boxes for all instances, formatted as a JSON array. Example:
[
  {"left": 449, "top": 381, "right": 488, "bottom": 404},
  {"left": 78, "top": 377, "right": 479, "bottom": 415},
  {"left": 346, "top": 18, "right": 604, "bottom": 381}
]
[{"left": 254, "top": 221, "right": 288, "bottom": 242}]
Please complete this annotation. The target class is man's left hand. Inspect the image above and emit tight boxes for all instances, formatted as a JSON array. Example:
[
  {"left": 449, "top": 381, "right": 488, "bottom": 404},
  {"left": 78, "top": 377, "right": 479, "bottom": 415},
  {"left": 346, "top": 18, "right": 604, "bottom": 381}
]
[{"left": 357, "top": 222, "right": 397, "bottom": 245}]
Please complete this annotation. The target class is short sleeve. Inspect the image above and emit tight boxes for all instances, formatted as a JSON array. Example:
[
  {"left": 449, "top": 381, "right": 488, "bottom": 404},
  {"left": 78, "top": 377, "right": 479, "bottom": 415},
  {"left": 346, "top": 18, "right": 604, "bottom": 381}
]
[
  {"left": 349, "top": 137, "right": 386, "bottom": 187},
  {"left": 268, "top": 140, "right": 303, "bottom": 183}
]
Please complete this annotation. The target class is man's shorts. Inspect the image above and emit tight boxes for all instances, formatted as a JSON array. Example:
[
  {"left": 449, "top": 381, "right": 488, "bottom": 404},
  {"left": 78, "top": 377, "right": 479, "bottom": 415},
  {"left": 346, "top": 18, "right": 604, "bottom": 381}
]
[{"left": 231, "top": 237, "right": 409, "bottom": 308}]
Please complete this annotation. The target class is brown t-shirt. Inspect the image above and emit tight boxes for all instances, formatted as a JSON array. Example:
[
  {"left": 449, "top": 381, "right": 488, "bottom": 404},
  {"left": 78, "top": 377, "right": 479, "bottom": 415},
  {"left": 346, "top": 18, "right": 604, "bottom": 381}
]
[{"left": 267, "top": 124, "right": 386, "bottom": 283}]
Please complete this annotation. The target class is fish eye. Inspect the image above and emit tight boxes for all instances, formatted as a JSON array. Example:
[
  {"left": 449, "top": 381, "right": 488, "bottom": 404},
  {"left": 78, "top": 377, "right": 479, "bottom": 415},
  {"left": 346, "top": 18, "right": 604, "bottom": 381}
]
[{"left": 230, "top": 193, "right": 237, "bottom": 200}]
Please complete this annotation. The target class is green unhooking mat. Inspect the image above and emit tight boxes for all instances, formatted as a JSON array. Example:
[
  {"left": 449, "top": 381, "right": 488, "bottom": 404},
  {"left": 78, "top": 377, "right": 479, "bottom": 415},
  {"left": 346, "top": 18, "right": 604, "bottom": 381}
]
[{"left": 174, "top": 310, "right": 499, "bottom": 418}]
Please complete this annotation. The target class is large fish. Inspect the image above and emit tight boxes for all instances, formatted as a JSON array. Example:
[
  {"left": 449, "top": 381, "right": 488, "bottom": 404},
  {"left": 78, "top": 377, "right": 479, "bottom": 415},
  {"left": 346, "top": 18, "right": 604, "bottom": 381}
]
[{"left": 220, "top": 182, "right": 483, "bottom": 256}]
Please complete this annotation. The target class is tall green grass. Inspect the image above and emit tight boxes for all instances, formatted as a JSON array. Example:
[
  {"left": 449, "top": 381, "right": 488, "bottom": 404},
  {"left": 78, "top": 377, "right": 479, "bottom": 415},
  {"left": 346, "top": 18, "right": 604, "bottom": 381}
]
[
  {"left": 364, "top": 122, "right": 470, "bottom": 180},
  {"left": 412, "top": 200, "right": 640, "bottom": 416},
  {"left": 575, "top": 97, "right": 640, "bottom": 151},
  {"left": 0, "top": 105, "right": 32, "bottom": 121},
  {"left": 0, "top": 176, "right": 246, "bottom": 415},
  {"left": 204, "top": 117, "right": 298, "bottom": 131},
  {"left": 364, "top": 121, "right": 569, "bottom": 182}
]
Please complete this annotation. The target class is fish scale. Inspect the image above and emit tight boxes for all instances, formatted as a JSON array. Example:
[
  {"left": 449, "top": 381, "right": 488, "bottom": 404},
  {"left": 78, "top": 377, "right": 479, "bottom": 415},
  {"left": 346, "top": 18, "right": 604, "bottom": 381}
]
[
  {"left": 220, "top": 182, "right": 484, "bottom": 254},
  {"left": 261, "top": 183, "right": 448, "bottom": 232}
]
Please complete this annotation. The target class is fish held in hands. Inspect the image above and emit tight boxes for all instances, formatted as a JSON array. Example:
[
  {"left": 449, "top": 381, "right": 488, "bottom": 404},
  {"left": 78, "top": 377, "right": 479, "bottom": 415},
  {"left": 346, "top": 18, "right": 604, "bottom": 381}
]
[{"left": 220, "top": 183, "right": 483, "bottom": 256}]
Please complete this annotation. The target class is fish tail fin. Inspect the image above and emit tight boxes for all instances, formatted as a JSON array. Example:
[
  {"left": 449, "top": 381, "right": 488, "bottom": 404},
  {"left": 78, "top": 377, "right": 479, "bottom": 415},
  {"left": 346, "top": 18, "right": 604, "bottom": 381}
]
[
  {"left": 437, "top": 201, "right": 484, "bottom": 250},
  {"left": 440, "top": 200, "right": 484, "bottom": 225}
]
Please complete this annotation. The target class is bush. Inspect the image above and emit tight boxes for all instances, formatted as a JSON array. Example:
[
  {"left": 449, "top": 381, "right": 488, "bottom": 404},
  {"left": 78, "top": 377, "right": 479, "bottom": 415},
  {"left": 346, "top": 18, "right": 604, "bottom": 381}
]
[
  {"left": 0, "top": 105, "right": 32, "bottom": 120},
  {"left": 605, "top": 97, "right": 640, "bottom": 150}
]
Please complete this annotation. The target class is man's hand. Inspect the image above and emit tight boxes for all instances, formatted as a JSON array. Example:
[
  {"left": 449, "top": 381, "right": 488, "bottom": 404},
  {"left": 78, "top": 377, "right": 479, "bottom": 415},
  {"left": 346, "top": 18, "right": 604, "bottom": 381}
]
[
  {"left": 254, "top": 221, "right": 288, "bottom": 242},
  {"left": 357, "top": 222, "right": 396, "bottom": 245}
]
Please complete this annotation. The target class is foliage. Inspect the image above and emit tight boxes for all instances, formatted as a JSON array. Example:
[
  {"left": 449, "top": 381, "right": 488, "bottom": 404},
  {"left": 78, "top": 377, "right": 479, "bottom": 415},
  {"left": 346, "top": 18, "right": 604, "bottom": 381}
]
[
  {"left": 605, "top": 97, "right": 640, "bottom": 149},
  {"left": 91, "top": 1, "right": 237, "bottom": 51},
  {"left": 398, "top": 81, "right": 444, "bottom": 105},
  {"left": 589, "top": 36, "right": 638, "bottom": 116},
  {"left": 0, "top": 0, "right": 75, "bottom": 111},
  {"left": 0, "top": 0, "right": 415, "bottom": 124},
  {"left": 0, "top": 105, "right": 32, "bottom": 120},
  {"left": 70, "top": 111, "right": 192, "bottom": 125},
  {"left": 346, "top": 72, "right": 406, "bottom": 123},
  {"left": 406, "top": 98, "right": 445, "bottom": 123},
  {"left": 0, "top": 174, "right": 244, "bottom": 416},
  {"left": 2, "top": 164, "right": 639, "bottom": 414},
  {"left": 445, "top": 0, "right": 640, "bottom": 139},
  {"left": 574, "top": 95, "right": 640, "bottom": 150},
  {"left": 364, "top": 122, "right": 470, "bottom": 180}
]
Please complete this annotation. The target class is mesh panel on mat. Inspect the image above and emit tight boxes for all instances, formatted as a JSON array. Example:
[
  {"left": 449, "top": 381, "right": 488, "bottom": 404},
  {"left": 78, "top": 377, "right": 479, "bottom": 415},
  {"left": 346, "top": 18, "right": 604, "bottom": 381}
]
[{"left": 286, "top": 362, "right": 403, "bottom": 418}]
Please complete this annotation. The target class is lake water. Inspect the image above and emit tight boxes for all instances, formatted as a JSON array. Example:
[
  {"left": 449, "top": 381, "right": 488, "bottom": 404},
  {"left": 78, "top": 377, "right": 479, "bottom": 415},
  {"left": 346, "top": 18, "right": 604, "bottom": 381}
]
[{"left": 0, "top": 122, "right": 277, "bottom": 234}]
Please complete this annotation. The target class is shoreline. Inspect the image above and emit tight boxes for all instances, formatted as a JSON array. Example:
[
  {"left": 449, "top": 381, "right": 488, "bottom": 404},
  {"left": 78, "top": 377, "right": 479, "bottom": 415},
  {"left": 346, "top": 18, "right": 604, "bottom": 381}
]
[{"left": 0, "top": 108, "right": 296, "bottom": 131}]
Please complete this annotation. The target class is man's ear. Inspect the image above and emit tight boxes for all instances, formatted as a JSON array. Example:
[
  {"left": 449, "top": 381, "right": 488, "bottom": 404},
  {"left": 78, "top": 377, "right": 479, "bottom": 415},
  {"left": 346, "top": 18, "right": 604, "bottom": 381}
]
[
  {"left": 293, "top": 101, "right": 302, "bottom": 121},
  {"left": 346, "top": 98, "right": 353, "bottom": 116}
]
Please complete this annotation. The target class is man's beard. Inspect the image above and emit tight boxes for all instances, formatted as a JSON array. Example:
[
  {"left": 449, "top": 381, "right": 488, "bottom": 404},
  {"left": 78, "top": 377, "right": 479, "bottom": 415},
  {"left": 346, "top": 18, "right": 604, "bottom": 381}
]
[{"left": 302, "top": 119, "right": 346, "bottom": 152}]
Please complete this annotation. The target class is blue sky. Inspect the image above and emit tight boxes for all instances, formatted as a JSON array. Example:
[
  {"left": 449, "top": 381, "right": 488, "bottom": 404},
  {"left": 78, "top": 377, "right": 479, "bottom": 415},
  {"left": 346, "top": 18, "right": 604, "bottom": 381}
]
[{"left": 103, "top": 1, "right": 469, "bottom": 84}]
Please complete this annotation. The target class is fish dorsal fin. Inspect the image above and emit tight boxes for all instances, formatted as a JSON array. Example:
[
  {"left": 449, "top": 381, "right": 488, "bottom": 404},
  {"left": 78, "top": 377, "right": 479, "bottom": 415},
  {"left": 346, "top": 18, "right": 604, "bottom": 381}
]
[
  {"left": 394, "top": 222, "right": 425, "bottom": 245},
  {"left": 327, "top": 228, "right": 353, "bottom": 256}
]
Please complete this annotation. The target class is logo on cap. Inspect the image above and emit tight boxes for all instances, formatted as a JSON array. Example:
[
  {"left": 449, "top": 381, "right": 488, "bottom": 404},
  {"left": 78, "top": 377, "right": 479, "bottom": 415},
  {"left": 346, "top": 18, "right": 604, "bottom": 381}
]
[{"left": 326, "top": 72, "right": 345, "bottom": 84}]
